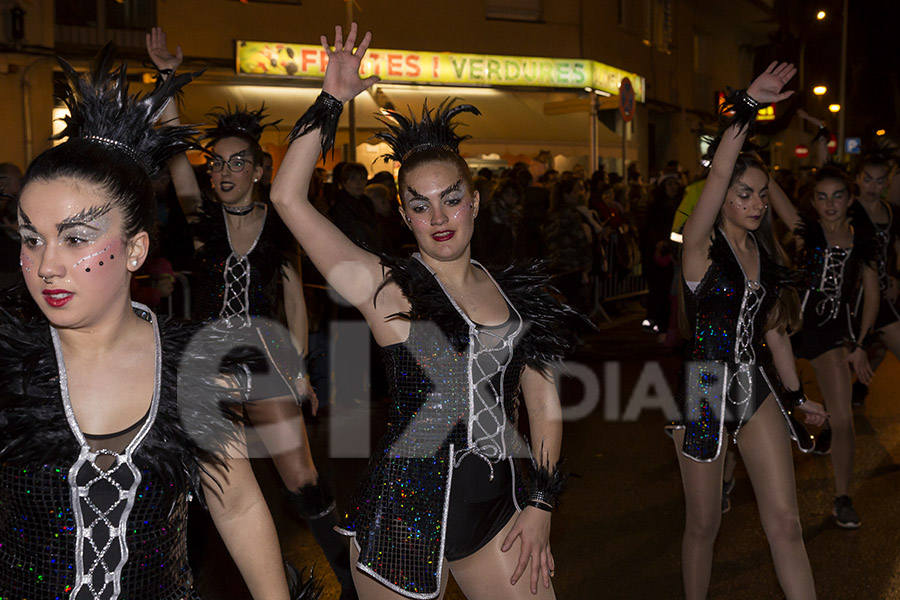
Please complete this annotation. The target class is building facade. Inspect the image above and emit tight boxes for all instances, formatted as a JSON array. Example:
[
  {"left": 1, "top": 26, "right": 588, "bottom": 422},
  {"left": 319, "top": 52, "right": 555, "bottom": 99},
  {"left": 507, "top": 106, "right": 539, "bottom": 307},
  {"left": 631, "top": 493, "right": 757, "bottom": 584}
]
[{"left": 1, "top": 0, "right": 785, "bottom": 179}]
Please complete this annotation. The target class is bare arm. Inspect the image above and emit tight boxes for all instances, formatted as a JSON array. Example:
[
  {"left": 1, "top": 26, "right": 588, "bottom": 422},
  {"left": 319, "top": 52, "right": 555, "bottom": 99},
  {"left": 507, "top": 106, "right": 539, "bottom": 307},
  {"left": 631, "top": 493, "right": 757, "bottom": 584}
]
[
  {"left": 203, "top": 448, "right": 290, "bottom": 600},
  {"left": 768, "top": 176, "right": 802, "bottom": 234},
  {"left": 847, "top": 265, "right": 879, "bottom": 385},
  {"left": 270, "top": 25, "right": 396, "bottom": 331},
  {"left": 682, "top": 62, "right": 797, "bottom": 282},
  {"left": 888, "top": 167, "right": 900, "bottom": 207},
  {"left": 797, "top": 109, "right": 829, "bottom": 168},
  {"left": 764, "top": 328, "right": 828, "bottom": 427},
  {"left": 147, "top": 27, "right": 203, "bottom": 215},
  {"left": 501, "top": 365, "right": 562, "bottom": 594}
]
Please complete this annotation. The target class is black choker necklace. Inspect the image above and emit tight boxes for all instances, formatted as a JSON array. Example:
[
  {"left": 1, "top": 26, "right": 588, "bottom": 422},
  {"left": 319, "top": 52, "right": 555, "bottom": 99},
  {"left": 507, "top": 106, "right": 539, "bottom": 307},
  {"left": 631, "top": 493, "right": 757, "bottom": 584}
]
[{"left": 223, "top": 203, "right": 255, "bottom": 216}]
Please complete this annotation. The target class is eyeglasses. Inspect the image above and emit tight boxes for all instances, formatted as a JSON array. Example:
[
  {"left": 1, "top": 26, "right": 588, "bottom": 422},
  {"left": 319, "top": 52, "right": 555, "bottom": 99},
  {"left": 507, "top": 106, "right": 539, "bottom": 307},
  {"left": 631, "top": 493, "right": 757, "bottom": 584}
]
[{"left": 208, "top": 157, "right": 254, "bottom": 173}]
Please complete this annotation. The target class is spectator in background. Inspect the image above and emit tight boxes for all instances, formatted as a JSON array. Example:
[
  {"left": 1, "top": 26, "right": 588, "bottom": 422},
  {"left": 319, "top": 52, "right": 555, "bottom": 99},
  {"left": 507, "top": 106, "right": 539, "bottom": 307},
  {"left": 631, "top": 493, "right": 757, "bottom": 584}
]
[
  {"left": 365, "top": 181, "right": 413, "bottom": 255},
  {"left": 471, "top": 177, "right": 523, "bottom": 269},
  {"left": 516, "top": 165, "right": 549, "bottom": 260},
  {"left": 641, "top": 170, "right": 683, "bottom": 336},
  {"left": 0, "top": 163, "right": 23, "bottom": 199},
  {"left": 258, "top": 150, "right": 274, "bottom": 202},
  {"left": 545, "top": 178, "right": 593, "bottom": 310},
  {"left": 329, "top": 161, "right": 388, "bottom": 253}
]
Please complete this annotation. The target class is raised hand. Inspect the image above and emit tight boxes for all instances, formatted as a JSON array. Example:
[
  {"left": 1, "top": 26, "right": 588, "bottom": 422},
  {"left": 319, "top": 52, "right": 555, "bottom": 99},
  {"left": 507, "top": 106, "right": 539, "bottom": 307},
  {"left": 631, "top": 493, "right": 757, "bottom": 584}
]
[
  {"left": 146, "top": 26, "right": 182, "bottom": 73},
  {"left": 747, "top": 61, "right": 797, "bottom": 104},
  {"left": 320, "top": 23, "right": 379, "bottom": 104}
]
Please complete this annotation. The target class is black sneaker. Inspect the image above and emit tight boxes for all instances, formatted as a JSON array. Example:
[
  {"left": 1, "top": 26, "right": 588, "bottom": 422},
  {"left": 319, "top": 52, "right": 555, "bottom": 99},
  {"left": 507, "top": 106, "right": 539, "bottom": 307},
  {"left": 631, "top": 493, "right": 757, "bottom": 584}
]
[
  {"left": 812, "top": 428, "right": 832, "bottom": 455},
  {"left": 721, "top": 478, "right": 735, "bottom": 514},
  {"left": 833, "top": 495, "right": 861, "bottom": 529},
  {"left": 852, "top": 381, "right": 869, "bottom": 407}
]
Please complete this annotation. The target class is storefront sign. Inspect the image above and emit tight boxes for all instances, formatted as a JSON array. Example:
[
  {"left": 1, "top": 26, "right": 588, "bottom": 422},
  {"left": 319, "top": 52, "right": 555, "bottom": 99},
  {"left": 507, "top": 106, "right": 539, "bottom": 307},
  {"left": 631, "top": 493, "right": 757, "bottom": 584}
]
[{"left": 236, "top": 41, "right": 645, "bottom": 101}]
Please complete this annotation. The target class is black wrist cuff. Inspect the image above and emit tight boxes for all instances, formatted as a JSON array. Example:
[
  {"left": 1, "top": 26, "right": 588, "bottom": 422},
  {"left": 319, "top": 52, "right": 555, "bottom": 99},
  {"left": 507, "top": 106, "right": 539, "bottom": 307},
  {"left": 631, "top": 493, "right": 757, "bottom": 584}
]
[
  {"left": 783, "top": 382, "right": 806, "bottom": 407},
  {"left": 288, "top": 91, "right": 344, "bottom": 161},
  {"left": 525, "top": 456, "right": 567, "bottom": 512},
  {"left": 720, "top": 88, "right": 769, "bottom": 135}
]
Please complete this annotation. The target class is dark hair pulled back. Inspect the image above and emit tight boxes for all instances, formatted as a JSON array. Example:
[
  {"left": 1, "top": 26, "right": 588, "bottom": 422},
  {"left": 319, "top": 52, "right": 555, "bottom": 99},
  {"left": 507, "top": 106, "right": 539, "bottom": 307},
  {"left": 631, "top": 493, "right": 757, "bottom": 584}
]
[{"left": 22, "top": 139, "right": 156, "bottom": 243}]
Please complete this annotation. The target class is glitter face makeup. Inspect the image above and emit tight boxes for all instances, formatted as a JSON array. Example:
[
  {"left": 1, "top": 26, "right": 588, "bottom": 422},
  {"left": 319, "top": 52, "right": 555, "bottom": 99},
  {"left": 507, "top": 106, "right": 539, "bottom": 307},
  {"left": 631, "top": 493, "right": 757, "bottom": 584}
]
[
  {"left": 17, "top": 178, "right": 138, "bottom": 328},
  {"left": 400, "top": 164, "right": 477, "bottom": 262},
  {"left": 722, "top": 168, "right": 768, "bottom": 231}
]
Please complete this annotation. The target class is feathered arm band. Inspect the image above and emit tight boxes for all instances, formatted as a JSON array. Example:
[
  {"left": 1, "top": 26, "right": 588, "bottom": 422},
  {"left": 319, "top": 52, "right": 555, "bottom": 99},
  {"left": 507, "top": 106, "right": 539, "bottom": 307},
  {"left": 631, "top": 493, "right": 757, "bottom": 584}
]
[
  {"left": 525, "top": 457, "right": 567, "bottom": 512},
  {"left": 287, "top": 91, "right": 343, "bottom": 161},
  {"left": 720, "top": 87, "right": 767, "bottom": 136}
]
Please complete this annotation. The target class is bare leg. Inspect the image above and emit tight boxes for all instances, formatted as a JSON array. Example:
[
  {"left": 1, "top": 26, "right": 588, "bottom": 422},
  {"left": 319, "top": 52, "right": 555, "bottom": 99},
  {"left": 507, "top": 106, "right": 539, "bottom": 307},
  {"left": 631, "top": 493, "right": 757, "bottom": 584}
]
[
  {"left": 672, "top": 429, "right": 728, "bottom": 600},
  {"left": 737, "top": 397, "right": 816, "bottom": 600},
  {"left": 877, "top": 321, "right": 900, "bottom": 362},
  {"left": 809, "top": 347, "right": 854, "bottom": 497},
  {"left": 449, "top": 516, "right": 556, "bottom": 600},
  {"left": 244, "top": 397, "right": 319, "bottom": 491},
  {"left": 723, "top": 448, "right": 738, "bottom": 484},
  {"left": 350, "top": 541, "right": 448, "bottom": 600}
]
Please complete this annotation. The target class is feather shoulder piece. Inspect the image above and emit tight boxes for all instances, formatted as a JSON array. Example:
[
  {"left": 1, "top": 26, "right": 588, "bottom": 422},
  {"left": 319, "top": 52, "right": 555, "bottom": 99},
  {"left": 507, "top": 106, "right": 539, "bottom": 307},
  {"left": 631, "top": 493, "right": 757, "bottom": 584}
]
[{"left": 491, "top": 262, "right": 590, "bottom": 372}]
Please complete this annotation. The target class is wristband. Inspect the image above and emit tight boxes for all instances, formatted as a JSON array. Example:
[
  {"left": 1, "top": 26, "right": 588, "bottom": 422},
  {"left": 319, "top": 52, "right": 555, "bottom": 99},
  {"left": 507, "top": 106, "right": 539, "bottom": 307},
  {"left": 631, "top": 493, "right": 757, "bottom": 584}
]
[
  {"left": 783, "top": 382, "right": 807, "bottom": 407},
  {"left": 287, "top": 91, "right": 344, "bottom": 161}
]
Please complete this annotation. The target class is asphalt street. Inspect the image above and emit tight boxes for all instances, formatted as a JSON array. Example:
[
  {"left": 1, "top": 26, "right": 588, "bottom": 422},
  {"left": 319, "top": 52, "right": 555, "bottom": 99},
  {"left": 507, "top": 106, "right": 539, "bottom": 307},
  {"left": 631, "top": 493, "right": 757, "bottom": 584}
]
[{"left": 197, "top": 306, "right": 900, "bottom": 599}]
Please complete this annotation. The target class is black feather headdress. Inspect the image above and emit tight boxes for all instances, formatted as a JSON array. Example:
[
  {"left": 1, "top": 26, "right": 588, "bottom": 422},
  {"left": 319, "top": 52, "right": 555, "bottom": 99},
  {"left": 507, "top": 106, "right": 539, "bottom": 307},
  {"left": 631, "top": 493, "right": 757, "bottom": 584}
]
[
  {"left": 204, "top": 103, "right": 281, "bottom": 143},
  {"left": 374, "top": 99, "right": 480, "bottom": 163},
  {"left": 53, "top": 41, "right": 200, "bottom": 177}
]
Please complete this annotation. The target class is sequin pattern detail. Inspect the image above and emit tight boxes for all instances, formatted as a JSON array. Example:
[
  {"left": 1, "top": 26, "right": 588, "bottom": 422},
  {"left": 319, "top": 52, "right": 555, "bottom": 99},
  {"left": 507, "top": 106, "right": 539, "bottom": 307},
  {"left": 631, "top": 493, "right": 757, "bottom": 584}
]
[{"left": 338, "top": 256, "right": 530, "bottom": 599}]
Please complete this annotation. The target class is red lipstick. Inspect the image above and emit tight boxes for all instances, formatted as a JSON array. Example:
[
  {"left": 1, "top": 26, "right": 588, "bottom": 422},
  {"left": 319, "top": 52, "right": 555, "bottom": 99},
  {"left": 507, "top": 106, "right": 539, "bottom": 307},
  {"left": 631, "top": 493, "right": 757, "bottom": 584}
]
[
  {"left": 42, "top": 289, "right": 74, "bottom": 308},
  {"left": 432, "top": 230, "right": 455, "bottom": 242}
]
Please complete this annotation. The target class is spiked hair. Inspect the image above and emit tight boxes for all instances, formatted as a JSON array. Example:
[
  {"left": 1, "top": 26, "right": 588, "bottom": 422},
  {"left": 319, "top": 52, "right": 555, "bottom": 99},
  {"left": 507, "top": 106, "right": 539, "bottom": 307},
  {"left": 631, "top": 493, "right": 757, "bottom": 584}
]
[
  {"left": 203, "top": 104, "right": 280, "bottom": 144},
  {"left": 24, "top": 42, "right": 200, "bottom": 244},
  {"left": 52, "top": 41, "right": 199, "bottom": 177},
  {"left": 375, "top": 99, "right": 480, "bottom": 163}
]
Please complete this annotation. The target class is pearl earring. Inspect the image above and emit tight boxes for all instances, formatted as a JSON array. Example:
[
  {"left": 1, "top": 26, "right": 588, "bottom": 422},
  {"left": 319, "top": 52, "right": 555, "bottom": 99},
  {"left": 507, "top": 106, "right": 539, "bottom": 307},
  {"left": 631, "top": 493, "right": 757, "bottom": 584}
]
[{"left": 131, "top": 259, "right": 138, "bottom": 267}]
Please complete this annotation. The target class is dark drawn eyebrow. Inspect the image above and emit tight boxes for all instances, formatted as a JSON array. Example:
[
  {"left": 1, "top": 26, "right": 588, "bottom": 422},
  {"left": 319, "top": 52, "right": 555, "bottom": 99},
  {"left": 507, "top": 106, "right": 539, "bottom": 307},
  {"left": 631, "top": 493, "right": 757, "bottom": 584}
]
[
  {"left": 440, "top": 180, "right": 462, "bottom": 198},
  {"left": 57, "top": 204, "right": 111, "bottom": 234},
  {"left": 406, "top": 186, "right": 428, "bottom": 202},
  {"left": 18, "top": 208, "right": 33, "bottom": 226}
]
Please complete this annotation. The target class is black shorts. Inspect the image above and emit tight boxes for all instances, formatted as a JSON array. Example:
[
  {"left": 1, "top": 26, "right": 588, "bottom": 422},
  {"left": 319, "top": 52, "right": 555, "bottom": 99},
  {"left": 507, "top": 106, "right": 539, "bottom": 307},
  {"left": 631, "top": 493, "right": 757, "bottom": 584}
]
[{"left": 444, "top": 454, "right": 517, "bottom": 561}]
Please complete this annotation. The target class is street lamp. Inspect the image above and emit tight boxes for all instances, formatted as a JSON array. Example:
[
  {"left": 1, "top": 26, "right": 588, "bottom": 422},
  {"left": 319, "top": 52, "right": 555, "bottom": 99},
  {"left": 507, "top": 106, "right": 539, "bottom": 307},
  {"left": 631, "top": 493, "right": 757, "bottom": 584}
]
[
  {"left": 816, "top": 10, "right": 826, "bottom": 20},
  {"left": 828, "top": 104, "right": 841, "bottom": 113},
  {"left": 813, "top": 86, "right": 827, "bottom": 96}
]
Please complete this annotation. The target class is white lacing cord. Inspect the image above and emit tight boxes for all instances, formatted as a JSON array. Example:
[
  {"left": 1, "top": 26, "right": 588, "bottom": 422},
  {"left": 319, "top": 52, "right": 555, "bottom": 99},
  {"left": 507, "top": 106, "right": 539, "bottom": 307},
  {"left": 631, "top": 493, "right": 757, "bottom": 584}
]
[
  {"left": 815, "top": 247, "right": 851, "bottom": 324},
  {"left": 729, "top": 280, "right": 766, "bottom": 440}
]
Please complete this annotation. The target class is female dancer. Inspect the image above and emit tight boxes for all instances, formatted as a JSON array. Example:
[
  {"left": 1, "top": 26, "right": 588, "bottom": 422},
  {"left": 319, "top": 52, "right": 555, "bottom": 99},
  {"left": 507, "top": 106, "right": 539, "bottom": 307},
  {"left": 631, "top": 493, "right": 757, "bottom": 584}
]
[
  {"left": 674, "top": 62, "right": 827, "bottom": 600},
  {"left": 0, "top": 45, "right": 293, "bottom": 599},
  {"left": 844, "top": 152, "right": 899, "bottom": 405},
  {"left": 271, "top": 24, "right": 577, "bottom": 599},
  {"left": 146, "top": 28, "right": 356, "bottom": 599},
  {"left": 768, "top": 165, "right": 879, "bottom": 528}
]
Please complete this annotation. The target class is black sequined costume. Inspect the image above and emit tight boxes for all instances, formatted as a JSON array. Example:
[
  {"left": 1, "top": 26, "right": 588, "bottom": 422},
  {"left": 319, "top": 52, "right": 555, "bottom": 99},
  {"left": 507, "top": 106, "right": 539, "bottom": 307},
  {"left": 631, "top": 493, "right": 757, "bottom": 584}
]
[
  {"left": 849, "top": 201, "right": 900, "bottom": 331},
  {"left": 0, "top": 304, "right": 244, "bottom": 599},
  {"left": 336, "top": 254, "right": 579, "bottom": 599},
  {"left": 191, "top": 198, "right": 304, "bottom": 400},
  {"left": 672, "top": 230, "right": 813, "bottom": 462},
  {"left": 791, "top": 217, "right": 878, "bottom": 360}
]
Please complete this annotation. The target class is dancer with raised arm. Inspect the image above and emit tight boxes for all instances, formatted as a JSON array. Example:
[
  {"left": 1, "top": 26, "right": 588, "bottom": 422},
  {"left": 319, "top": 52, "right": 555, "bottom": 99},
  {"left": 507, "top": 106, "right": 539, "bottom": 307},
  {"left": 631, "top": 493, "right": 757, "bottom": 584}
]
[
  {"left": 673, "top": 62, "right": 827, "bottom": 600},
  {"left": 146, "top": 27, "right": 356, "bottom": 599},
  {"left": 270, "top": 24, "right": 580, "bottom": 600},
  {"left": 0, "top": 44, "right": 300, "bottom": 600}
]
